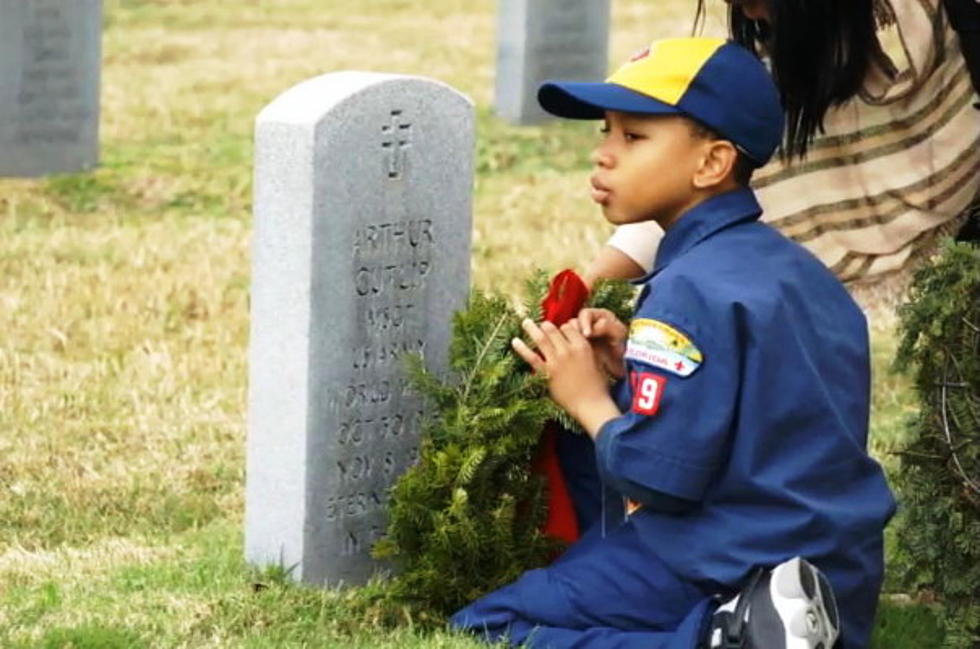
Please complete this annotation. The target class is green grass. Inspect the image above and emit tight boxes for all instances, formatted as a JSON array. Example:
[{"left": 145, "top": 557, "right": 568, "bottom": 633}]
[
  {"left": 0, "top": 0, "right": 937, "bottom": 646},
  {"left": 0, "top": 521, "right": 485, "bottom": 648},
  {"left": 874, "top": 600, "right": 945, "bottom": 647}
]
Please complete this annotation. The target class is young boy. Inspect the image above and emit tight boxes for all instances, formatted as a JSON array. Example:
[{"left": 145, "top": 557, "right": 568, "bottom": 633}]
[{"left": 450, "top": 38, "right": 896, "bottom": 649}]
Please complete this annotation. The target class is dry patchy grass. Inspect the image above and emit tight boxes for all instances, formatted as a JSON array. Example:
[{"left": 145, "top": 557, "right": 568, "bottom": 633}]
[{"left": 0, "top": 214, "right": 248, "bottom": 551}]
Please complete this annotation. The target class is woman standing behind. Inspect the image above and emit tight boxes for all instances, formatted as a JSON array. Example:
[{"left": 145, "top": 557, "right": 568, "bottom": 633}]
[{"left": 588, "top": 0, "right": 980, "bottom": 310}]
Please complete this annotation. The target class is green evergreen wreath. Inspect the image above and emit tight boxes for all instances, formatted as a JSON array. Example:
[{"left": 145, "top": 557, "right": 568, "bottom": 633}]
[
  {"left": 373, "top": 272, "right": 635, "bottom": 621},
  {"left": 893, "top": 240, "right": 980, "bottom": 648}
]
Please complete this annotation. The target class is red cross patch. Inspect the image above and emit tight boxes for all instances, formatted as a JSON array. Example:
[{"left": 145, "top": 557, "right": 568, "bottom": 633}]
[{"left": 630, "top": 372, "right": 666, "bottom": 416}]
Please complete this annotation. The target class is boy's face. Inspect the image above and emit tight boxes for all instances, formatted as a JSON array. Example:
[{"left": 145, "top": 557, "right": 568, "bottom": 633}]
[{"left": 590, "top": 111, "right": 708, "bottom": 229}]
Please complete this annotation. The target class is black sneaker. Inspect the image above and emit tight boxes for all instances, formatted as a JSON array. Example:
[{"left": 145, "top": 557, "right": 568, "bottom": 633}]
[{"left": 706, "top": 557, "right": 840, "bottom": 649}]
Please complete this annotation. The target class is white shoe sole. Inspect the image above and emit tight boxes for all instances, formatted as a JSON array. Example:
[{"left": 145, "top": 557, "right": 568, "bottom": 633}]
[{"left": 770, "top": 557, "right": 840, "bottom": 649}]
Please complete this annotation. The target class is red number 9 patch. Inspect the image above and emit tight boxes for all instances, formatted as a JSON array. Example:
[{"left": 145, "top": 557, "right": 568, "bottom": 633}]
[{"left": 631, "top": 372, "right": 666, "bottom": 416}]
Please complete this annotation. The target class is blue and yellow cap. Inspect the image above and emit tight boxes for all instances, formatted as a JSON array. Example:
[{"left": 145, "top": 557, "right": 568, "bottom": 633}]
[{"left": 538, "top": 37, "right": 784, "bottom": 165}]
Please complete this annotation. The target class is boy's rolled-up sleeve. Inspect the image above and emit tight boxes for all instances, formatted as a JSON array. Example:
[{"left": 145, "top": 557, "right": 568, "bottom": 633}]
[
  {"left": 607, "top": 222, "right": 663, "bottom": 274},
  {"left": 594, "top": 305, "right": 739, "bottom": 505}
]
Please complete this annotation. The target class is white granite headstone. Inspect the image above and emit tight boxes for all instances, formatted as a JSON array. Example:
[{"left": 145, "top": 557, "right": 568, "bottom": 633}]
[
  {"left": 496, "top": 0, "right": 611, "bottom": 125},
  {"left": 245, "top": 72, "right": 475, "bottom": 586},
  {"left": 0, "top": 0, "right": 102, "bottom": 177}
]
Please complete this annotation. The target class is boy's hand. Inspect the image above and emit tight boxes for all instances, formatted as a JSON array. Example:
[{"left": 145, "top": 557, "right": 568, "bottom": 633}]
[
  {"left": 577, "top": 308, "right": 628, "bottom": 379},
  {"left": 512, "top": 318, "right": 621, "bottom": 437}
]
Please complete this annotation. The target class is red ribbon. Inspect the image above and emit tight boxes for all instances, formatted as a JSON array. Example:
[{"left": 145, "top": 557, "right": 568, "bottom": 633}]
[
  {"left": 540, "top": 269, "right": 590, "bottom": 326},
  {"left": 532, "top": 269, "right": 590, "bottom": 547}
]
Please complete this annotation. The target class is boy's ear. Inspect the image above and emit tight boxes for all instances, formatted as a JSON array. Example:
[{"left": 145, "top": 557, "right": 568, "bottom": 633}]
[{"left": 693, "top": 140, "right": 739, "bottom": 189}]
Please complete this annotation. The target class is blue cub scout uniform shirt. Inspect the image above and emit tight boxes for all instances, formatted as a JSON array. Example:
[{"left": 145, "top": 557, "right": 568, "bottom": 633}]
[{"left": 596, "top": 188, "right": 896, "bottom": 649}]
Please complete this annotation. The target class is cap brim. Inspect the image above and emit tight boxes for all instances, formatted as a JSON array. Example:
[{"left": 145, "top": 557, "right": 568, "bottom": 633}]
[{"left": 538, "top": 81, "right": 680, "bottom": 119}]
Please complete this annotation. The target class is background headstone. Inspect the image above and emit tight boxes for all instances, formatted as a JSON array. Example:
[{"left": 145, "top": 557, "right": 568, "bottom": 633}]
[
  {"left": 0, "top": 0, "right": 102, "bottom": 177},
  {"left": 495, "top": 0, "right": 611, "bottom": 125},
  {"left": 245, "top": 72, "right": 475, "bottom": 586}
]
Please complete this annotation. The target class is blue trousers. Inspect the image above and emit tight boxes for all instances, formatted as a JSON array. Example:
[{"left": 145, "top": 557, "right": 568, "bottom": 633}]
[{"left": 450, "top": 518, "right": 715, "bottom": 649}]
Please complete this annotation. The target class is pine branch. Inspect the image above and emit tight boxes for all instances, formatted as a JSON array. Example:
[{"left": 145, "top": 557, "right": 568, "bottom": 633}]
[{"left": 892, "top": 239, "right": 980, "bottom": 647}]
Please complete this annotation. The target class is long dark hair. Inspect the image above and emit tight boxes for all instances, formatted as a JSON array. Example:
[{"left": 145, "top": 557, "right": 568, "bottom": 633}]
[{"left": 696, "top": 0, "right": 880, "bottom": 159}]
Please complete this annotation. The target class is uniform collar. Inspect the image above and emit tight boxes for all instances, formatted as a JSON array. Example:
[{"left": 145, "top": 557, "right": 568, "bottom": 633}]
[{"left": 635, "top": 187, "right": 762, "bottom": 283}]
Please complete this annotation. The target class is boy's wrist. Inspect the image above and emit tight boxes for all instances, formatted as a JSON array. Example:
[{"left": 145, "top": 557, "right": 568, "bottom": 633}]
[{"left": 569, "top": 394, "right": 621, "bottom": 439}]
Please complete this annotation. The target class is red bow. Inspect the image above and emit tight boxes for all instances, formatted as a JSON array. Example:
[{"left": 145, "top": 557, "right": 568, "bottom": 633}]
[
  {"left": 540, "top": 269, "right": 590, "bottom": 326},
  {"left": 532, "top": 269, "right": 590, "bottom": 547}
]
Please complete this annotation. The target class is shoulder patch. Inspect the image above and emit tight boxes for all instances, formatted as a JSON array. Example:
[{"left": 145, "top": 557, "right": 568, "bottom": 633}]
[{"left": 625, "top": 318, "right": 703, "bottom": 377}]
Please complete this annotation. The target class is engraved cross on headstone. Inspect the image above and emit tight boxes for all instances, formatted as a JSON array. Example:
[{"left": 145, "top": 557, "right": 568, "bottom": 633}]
[{"left": 381, "top": 109, "right": 412, "bottom": 179}]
